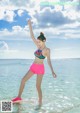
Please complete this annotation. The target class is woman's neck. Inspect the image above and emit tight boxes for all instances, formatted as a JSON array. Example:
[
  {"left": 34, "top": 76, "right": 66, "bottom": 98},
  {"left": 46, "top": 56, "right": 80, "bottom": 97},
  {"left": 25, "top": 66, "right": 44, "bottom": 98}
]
[{"left": 39, "top": 44, "right": 46, "bottom": 50}]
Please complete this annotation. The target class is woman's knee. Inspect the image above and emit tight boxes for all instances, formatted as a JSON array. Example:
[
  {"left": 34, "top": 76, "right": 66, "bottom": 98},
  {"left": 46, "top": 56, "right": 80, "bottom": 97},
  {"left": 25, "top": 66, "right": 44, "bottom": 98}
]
[
  {"left": 36, "top": 84, "right": 41, "bottom": 90},
  {"left": 21, "top": 77, "right": 26, "bottom": 84}
]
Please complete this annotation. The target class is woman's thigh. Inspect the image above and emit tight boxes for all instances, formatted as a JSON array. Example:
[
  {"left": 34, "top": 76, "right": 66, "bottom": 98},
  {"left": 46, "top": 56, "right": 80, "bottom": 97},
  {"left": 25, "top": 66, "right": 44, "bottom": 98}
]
[
  {"left": 22, "top": 70, "right": 34, "bottom": 82},
  {"left": 36, "top": 74, "right": 44, "bottom": 88}
]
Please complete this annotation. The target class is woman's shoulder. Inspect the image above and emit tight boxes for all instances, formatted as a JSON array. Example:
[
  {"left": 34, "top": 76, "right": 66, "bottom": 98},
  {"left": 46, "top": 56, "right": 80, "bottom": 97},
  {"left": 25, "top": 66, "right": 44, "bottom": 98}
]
[
  {"left": 46, "top": 47, "right": 50, "bottom": 52},
  {"left": 45, "top": 47, "right": 50, "bottom": 55}
]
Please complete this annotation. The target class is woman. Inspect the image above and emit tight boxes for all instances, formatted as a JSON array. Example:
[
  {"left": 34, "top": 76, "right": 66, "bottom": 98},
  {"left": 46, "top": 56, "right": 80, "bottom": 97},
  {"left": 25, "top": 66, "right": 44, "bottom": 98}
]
[{"left": 12, "top": 19, "right": 57, "bottom": 107}]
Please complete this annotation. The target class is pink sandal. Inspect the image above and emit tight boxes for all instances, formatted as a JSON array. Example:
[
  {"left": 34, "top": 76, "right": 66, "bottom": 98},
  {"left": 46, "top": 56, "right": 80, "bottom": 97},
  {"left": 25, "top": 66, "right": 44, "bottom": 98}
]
[{"left": 12, "top": 97, "right": 22, "bottom": 102}]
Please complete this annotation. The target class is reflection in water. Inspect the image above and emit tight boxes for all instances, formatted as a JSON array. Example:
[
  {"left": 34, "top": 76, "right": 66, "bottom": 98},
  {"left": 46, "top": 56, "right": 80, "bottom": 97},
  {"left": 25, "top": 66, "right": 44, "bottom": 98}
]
[{"left": 12, "top": 99, "right": 80, "bottom": 113}]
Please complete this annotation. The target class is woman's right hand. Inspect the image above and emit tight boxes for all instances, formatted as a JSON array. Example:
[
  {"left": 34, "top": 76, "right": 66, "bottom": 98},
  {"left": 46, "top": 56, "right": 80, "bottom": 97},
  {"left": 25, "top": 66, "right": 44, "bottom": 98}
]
[{"left": 52, "top": 71, "right": 57, "bottom": 78}]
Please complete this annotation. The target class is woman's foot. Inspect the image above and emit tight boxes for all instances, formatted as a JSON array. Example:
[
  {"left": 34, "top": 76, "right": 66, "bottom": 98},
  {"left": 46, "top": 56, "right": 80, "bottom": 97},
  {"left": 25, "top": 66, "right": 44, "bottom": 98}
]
[
  {"left": 34, "top": 100, "right": 42, "bottom": 110},
  {"left": 11, "top": 97, "right": 22, "bottom": 102},
  {"left": 34, "top": 104, "right": 42, "bottom": 110}
]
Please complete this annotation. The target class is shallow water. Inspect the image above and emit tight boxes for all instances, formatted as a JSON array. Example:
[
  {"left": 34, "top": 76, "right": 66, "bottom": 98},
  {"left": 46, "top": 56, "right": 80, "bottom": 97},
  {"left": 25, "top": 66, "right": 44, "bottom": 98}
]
[{"left": 0, "top": 59, "right": 80, "bottom": 113}]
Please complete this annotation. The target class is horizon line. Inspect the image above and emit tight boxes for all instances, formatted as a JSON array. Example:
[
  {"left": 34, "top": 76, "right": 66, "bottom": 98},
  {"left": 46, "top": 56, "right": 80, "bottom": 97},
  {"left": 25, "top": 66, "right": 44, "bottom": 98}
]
[{"left": 0, "top": 58, "right": 80, "bottom": 60}]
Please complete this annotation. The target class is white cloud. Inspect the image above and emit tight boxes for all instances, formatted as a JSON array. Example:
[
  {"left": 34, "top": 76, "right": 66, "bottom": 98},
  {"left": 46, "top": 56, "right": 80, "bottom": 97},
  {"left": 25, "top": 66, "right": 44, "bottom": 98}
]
[
  {"left": 63, "top": 9, "right": 80, "bottom": 21},
  {"left": 17, "top": 9, "right": 24, "bottom": 16},
  {"left": 0, "top": 23, "right": 80, "bottom": 41},
  {"left": 0, "top": 7, "right": 5, "bottom": 20},
  {"left": 53, "top": 47, "right": 80, "bottom": 59},
  {"left": 54, "top": 5, "right": 63, "bottom": 11},
  {"left": 0, "top": 6, "right": 15, "bottom": 22},
  {"left": 65, "top": 33, "right": 80, "bottom": 39},
  {"left": 28, "top": 0, "right": 80, "bottom": 28},
  {"left": 0, "top": 41, "right": 9, "bottom": 50},
  {"left": 0, "top": 0, "right": 80, "bottom": 24},
  {"left": 12, "top": 26, "right": 22, "bottom": 32},
  {"left": 0, "top": 50, "right": 34, "bottom": 59},
  {"left": 62, "top": 21, "right": 80, "bottom": 28},
  {"left": 63, "top": 0, "right": 80, "bottom": 11},
  {"left": 0, "top": 29, "right": 13, "bottom": 37},
  {"left": 4, "top": 10, "right": 15, "bottom": 22},
  {"left": 0, "top": 27, "right": 31, "bottom": 41},
  {"left": 0, "top": 0, "right": 80, "bottom": 40},
  {"left": 33, "top": 7, "right": 75, "bottom": 29}
]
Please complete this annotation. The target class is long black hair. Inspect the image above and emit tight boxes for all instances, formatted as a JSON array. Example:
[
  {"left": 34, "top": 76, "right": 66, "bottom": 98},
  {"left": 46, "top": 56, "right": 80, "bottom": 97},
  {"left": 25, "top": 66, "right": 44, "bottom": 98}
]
[{"left": 37, "top": 32, "right": 46, "bottom": 42}]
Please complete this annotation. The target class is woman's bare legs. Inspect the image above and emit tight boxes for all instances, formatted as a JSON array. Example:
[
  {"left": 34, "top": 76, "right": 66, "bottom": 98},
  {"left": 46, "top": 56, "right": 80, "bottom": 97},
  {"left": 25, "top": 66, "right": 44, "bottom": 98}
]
[
  {"left": 18, "top": 70, "right": 34, "bottom": 98},
  {"left": 36, "top": 74, "right": 43, "bottom": 105}
]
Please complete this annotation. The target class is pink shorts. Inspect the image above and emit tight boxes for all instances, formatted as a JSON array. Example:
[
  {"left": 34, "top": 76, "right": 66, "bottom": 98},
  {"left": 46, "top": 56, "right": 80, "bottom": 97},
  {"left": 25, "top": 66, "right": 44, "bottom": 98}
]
[{"left": 29, "top": 63, "right": 45, "bottom": 75}]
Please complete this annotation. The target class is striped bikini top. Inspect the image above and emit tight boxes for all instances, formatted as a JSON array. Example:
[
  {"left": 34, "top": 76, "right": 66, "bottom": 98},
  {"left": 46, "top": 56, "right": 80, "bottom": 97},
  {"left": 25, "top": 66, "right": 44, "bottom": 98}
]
[{"left": 34, "top": 47, "right": 46, "bottom": 59}]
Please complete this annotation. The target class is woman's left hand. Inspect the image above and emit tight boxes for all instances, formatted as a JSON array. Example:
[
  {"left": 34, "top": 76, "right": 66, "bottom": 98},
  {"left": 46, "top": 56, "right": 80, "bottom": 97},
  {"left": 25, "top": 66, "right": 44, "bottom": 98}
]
[{"left": 52, "top": 71, "right": 57, "bottom": 78}]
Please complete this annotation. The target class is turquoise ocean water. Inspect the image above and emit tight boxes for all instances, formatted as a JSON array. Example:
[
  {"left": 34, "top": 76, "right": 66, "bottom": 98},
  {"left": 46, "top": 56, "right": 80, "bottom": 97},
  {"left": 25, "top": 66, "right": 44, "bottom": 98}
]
[{"left": 0, "top": 59, "right": 80, "bottom": 113}]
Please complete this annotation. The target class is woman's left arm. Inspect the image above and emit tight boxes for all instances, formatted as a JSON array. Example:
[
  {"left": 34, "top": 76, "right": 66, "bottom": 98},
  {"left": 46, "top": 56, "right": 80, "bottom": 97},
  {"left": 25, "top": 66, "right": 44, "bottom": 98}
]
[{"left": 46, "top": 48, "right": 57, "bottom": 78}]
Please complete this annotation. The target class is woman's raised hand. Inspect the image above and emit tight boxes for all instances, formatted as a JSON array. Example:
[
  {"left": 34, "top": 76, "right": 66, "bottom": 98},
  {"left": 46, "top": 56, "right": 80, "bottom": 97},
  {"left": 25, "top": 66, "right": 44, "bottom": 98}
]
[{"left": 28, "top": 19, "right": 31, "bottom": 25}]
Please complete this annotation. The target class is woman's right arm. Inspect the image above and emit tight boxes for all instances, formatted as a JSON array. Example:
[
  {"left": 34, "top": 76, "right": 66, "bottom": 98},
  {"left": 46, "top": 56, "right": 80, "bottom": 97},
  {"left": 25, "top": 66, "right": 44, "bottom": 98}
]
[{"left": 28, "top": 19, "right": 38, "bottom": 46}]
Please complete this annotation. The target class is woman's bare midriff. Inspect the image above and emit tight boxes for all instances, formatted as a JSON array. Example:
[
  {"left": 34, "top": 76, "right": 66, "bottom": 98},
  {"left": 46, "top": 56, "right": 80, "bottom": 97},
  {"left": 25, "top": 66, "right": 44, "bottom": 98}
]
[{"left": 33, "top": 57, "right": 44, "bottom": 64}]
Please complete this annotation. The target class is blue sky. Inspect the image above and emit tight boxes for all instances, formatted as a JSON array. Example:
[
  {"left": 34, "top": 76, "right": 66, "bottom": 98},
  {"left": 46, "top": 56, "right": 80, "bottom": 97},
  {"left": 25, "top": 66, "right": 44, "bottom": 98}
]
[{"left": 0, "top": 0, "right": 80, "bottom": 59}]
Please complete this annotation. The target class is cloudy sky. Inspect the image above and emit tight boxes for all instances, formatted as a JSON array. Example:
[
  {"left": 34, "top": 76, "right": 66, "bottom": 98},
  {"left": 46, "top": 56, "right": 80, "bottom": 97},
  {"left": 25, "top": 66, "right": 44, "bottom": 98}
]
[{"left": 0, "top": 0, "right": 80, "bottom": 59}]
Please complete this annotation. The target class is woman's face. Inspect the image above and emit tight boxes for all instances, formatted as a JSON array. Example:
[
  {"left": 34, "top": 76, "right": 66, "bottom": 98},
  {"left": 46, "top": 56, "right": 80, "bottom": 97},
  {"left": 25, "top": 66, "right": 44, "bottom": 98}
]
[{"left": 37, "top": 39, "right": 44, "bottom": 48}]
